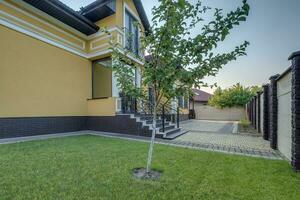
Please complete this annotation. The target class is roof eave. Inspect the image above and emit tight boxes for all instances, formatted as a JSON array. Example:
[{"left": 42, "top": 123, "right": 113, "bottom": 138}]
[
  {"left": 133, "top": 0, "right": 150, "bottom": 33},
  {"left": 22, "top": 0, "right": 99, "bottom": 35}
]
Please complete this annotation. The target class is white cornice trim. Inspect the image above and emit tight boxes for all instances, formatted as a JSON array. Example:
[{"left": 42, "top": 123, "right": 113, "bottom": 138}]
[
  {"left": 0, "top": 18, "right": 144, "bottom": 65},
  {"left": 0, "top": 10, "right": 85, "bottom": 50},
  {"left": 87, "top": 49, "right": 112, "bottom": 59},
  {"left": 2, "top": 0, "right": 124, "bottom": 43},
  {"left": 87, "top": 26, "right": 124, "bottom": 40},
  {"left": 0, "top": 18, "right": 87, "bottom": 58},
  {"left": 90, "top": 43, "right": 110, "bottom": 51},
  {"left": 2, "top": 0, "right": 86, "bottom": 47},
  {"left": 0, "top": 1, "right": 144, "bottom": 64},
  {"left": 8, "top": 0, "right": 88, "bottom": 39}
]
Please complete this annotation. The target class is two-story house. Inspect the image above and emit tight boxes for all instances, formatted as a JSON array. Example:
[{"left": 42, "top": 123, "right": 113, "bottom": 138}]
[{"left": 0, "top": 0, "right": 187, "bottom": 139}]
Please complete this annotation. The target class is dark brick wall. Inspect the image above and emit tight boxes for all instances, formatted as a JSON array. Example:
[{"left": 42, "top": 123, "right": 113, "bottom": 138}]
[
  {"left": 252, "top": 98, "right": 255, "bottom": 126},
  {"left": 262, "top": 84, "right": 270, "bottom": 140},
  {"left": 87, "top": 115, "right": 152, "bottom": 137},
  {"left": 0, "top": 113, "right": 187, "bottom": 139},
  {"left": 290, "top": 51, "right": 300, "bottom": 171},
  {"left": 254, "top": 96, "right": 257, "bottom": 129},
  {"left": 269, "top": 74, "right": 280, "bottom": 149},
  {"left": 250, "top": 99, "right": 253, "bottom": 125},
  {"left": 257, "top": 93, "right": 261, "bottom": 133},
  {"left": 0, "top": 117, "right": 87, "bottom": 139}
]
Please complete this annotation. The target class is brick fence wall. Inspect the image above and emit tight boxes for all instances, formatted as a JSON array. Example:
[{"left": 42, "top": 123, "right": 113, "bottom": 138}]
[{"left": 247, "top": 51, "right": 300, "bottom": 172}]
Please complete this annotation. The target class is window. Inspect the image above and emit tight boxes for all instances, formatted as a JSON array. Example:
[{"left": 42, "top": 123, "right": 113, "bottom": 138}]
[
  {"left": 92, "top": 58, "right": 112, "bottom": 99},
  {"left": 178, "top": 96, "right": 188, "bottom": 109},
  {"left": 184, "top": 97, "right": 188, "bottom": 109},
  {"left": 125, "top": 10, "right": 139, "bottom": 55},
  {"left": 178, "top": 96, "right": 184, "bottom": 108}
]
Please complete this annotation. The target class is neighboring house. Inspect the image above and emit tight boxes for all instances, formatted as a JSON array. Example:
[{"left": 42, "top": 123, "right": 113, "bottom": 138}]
[
  {"left": 190, "top": 88, "right": 245, "bottom": 121},
  {"left": 0, "top": 0, "right": 186, "bottom": 139},
  {"left": 190, "top": 88, "right": 212, "bottom": 106},
  {"left": 189, "top": 89, "right": 211, "bottom": 119}
]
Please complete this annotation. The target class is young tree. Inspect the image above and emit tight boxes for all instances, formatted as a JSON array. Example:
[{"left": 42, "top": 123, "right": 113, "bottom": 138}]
[{"left": 111, "top": 0, "right": 250, "bottom": 176}]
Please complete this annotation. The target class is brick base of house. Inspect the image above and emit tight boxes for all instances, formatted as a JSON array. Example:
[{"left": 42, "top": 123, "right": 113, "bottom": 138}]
[
  {"left": 0, "top": 114, "right": 189, "bottom": 139},
  {"left": 0, "top": 115, "right": 149, "bottom": 139}
]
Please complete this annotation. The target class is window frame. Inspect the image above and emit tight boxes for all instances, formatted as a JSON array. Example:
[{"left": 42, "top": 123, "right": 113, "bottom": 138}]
[
  {"left": 124, "top": 6, "right": 140, "bottom": 55},
  {"left": 92, "top": 57, "right": 112, "bottom": 99}
]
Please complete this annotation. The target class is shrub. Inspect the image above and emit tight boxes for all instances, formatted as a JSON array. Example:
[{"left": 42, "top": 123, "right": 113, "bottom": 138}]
[
  {"left": 208, "top": 83, "right": 261, "bottom": 108},
  {"left": 239, "top": 119, "right": 251, "bottom": 128}
]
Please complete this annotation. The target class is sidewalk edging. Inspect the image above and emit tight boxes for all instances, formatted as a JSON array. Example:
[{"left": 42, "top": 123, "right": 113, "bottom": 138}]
[{"left": 0, "top": 131, "right": 283, "bottom": 160}]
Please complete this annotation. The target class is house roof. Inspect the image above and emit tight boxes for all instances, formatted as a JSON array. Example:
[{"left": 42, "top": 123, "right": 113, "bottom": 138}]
[
  {"left": 80, "top": 0, "right": 150, "bottom": 33},
  {"left": 23, "top": 0, "right": 150, "bottom": 36},
  {"left": 79, "top": 0, "right": 116, "bottom": 22},
  {"left": 132, "top": 0, "right": 150, "bottom": 33},
  {"left": 192, "top": 89, "right": 212, "bottom": 102},
  {"left": 23, "top": 0, "right": 99, "bottom": 35}
]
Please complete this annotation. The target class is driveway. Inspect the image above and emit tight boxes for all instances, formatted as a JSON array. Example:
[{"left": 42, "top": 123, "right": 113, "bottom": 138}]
[
  {"left": 178, "top": 120, "right": 271, "bottom": 151},
  {"left": 180, "top": 119, "right": 238, "bottom": 134}
]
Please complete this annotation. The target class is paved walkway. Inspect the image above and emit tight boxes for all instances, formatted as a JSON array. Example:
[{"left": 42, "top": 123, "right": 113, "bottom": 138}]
[
  {"left": 0, "top": 130, "right": 283, "bottom": 160},
  {"left": 180, "top": 119, "right": 238, "bottom": 134},
  {"left": 175, "top": 120, "right": 282, "bottom": 159}
]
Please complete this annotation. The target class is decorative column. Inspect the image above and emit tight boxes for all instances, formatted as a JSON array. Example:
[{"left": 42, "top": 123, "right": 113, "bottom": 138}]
[
  {"left": 262, "top": 84, "right": 269, "bottom": 140},
  {"left": 289, "top": 51, "right": 300, "bottom": 171},
  {"left": 269, "top": 74, "right": 280, "bottom": 149}
]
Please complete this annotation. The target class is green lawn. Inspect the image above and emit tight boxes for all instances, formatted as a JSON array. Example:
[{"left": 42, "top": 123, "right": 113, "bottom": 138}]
[{"left": 0, "top": 135, "right": 299, "bottom": 200}]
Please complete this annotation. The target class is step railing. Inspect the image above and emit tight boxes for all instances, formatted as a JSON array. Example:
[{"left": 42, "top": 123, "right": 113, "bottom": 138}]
[{"left": 138, "top": 99, "right": 183, "bottom": 133}]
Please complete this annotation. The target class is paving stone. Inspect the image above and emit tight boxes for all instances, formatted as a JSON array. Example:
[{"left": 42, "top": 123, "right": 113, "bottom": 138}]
[{"left": 0, "top": 130, "right": 283, "bottom": 160}]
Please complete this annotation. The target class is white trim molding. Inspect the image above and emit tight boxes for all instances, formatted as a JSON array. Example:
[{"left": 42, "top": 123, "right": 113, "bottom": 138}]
[
  {"left": 0, "top": 18, "right": 87, "bottom": 58},
  {"left": 9, "top": 0, "right": 88, "bottom": 39},
  {"left": 90, "top": 35, "right": 112, "bottom": 50},
  {"left": 0, "top": 0, "right": 144, "bottom": 65},
  {"left": 87, "top": 26, "right": 124, "bottom": 40},
  {"left": 0, "top": 11, "right": 85, "bottom": 50}
]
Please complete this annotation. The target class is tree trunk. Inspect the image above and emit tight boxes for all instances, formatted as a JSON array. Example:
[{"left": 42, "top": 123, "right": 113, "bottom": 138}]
[{"left": 146, "top": 91, "right": 157, "bottom": 173}]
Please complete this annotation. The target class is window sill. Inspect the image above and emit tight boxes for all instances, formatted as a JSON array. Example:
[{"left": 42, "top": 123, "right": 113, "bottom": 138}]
[{"left": 87, "top": 97, "right": 110, "bottom": 101}]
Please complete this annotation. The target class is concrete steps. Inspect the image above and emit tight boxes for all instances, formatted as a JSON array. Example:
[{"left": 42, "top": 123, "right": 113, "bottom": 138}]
[{"left": 133, "top": 113, "right": 187, "bottom": 140}]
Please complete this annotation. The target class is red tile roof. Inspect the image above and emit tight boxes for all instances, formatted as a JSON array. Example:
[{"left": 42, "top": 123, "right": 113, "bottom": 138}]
[{"left": 192, "top": 88, "right": 212, "bottom": 102}]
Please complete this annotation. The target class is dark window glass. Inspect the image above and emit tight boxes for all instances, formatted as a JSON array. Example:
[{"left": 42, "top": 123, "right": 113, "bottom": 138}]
[
  {"left": 125, "top": 10, "right": 139, "bottom": 55},
  {"left": 178, "top": 96, "right": 184, "bottom": 108},
  {"left": 184, "top": 97, "right": 188, "bottom": 109}
]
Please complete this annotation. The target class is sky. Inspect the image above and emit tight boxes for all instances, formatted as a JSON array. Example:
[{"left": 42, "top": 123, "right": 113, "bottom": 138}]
[{"left": 61, "top": 0, "right": 300, "bottom": 93}]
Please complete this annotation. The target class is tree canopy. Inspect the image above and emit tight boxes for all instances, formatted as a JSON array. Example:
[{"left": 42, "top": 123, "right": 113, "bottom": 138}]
[
  {"left": 111, "top": 0, "right": 250, "bottom": 107},
  {"left": 208, "top": 83, "right": 261, "bottom": 108}
]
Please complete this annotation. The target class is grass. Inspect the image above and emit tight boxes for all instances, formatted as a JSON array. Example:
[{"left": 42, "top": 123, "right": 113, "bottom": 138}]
[{"left": 0, "top": 135, "right": 299, "bottom": 200}]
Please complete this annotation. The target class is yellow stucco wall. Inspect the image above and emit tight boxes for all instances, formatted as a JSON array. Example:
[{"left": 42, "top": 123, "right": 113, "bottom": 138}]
[
  {"left": 0, "top": 25, "right": 91, "bottom": 117},
  {"left": 0, "top": 1, "right": 86, "bottom": 52},
  {"left": 0, "top": 0, "right": 145, "bottom": 118},
  {"left": 87, "top": 98, "right": 116, "bottom": 116}
]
